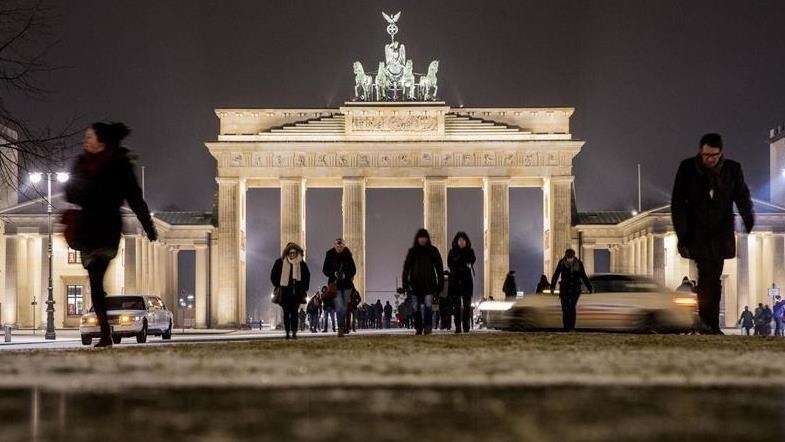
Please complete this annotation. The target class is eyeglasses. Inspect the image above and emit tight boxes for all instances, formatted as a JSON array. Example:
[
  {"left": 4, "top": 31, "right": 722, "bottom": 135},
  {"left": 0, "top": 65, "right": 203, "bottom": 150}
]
[{"left": 700, "top": 152, "right": 722, "bottom": 159}]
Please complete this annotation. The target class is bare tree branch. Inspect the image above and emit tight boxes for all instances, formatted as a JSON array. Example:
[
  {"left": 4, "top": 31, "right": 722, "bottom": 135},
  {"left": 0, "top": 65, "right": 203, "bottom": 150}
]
[{"left": 0, "top": 0, "right": 78, "bottom": 198}]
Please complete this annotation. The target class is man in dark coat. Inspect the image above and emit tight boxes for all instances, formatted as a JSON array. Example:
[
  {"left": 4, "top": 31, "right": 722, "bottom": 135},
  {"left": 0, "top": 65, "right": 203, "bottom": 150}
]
[
  {"left": 383, "top": 301, "right": 393, "bottom": 328},
  {"left": 402, "top": 228, "right": 444, "bottom": 335},
  {"left": 737, "top": 306, "right": 754, "bottom": 336},
  {"left": 550, "top": 249, "right": 593, "bottom": 331},
  {"left": 671, "top": 133, "right": 754, "bottom": 334},
  {"left": 502, "top": 271, "right": 518, "bottom": 300},
  {"left": 448, "top": 232, "right": 476, "bottom": 333},
  {"left": 322, "top": 238, "right": 357, "bottom": 337}
]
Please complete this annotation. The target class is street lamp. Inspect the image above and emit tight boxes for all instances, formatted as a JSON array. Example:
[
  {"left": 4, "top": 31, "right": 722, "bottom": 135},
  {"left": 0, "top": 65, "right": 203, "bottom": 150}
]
[{"left": 29, "top": 171, "right": 69, "bottom": 340}]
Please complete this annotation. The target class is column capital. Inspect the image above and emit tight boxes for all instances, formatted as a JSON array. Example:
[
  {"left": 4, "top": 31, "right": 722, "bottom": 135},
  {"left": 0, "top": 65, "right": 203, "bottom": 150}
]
[
  {"left": 215, "top": 176, "right": 240, "bottom": 185},
  {"left": 546, "top": 175, "right": 575, "bottom": 184},
  {"left": 280, "top": 177, "right": 306, "bottom": 185}
]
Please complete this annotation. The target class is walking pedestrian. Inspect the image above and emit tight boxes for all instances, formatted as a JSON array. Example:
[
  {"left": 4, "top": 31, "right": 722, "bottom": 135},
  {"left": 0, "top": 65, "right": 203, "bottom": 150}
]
[
  {"left": 374, "top": 299, "right": 383, "bottom": 329},
  {"left": 738, "top": 306, "right": 754, "bottom": 336},
  {"left": 347, "top": 288, "right": 362, "bottom": 333},
  {"left": 322, "top": 238, "right": 357, "bottom": 337},
  {"left": 773, "top": 295, "right": 785, "bottom": 336},
  {"left": 503, "top": 271, "right": 518, "bottom": 300},
  {"left": 64, "top": 123, "right": 157, "bottom": 348},
  {"left": 550, "top": 248, "right": 592, "bottom": 332},
  {"left": 306, "top": 296, "right": 320, "bottom": 332},
  {"left": 535, "top": 274, "right": 550, "bottom": 293},
  {"left": 675, "top": 276, "right": 696, "bottom": 293},
  {"left": 761, "top": 304, "right": 774, "bottom": 336},
  {"left": 270, "top": 242, "right": 310, "bottom": 340},
  {"left": 383, "top": 301, "right": 393, "bottom": 328},
  {"left": 447, "top": 232, "right": 476, "bottom": 333},
  {"left": 432, "top": 297, "right": 441, "bottom": 329},
  {"left": 401, "top": 228, "right": 444, "bottom": 335},
  {"left": 671, "top": 133, "right": 754, "bottom": 334},
  {"left": 754, "top": 303, "right": 764, "bottom": 335}
]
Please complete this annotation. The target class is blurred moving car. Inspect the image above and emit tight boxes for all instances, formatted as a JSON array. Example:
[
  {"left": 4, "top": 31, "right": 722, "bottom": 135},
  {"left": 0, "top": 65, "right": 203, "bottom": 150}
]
[
  {"left": 80, "top": 295, "right": 174, "bottom": 345},
  {"left": 483, "top": 274, "right": 698, "bottom": 333}
]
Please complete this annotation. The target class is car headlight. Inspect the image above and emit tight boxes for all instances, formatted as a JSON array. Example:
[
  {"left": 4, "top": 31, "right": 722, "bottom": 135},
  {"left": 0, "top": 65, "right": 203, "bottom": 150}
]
[
  {"left": 80, "top": 316, "right": 97, "bottom": 326},
  {"left": 119, "top": 315, "right": 141, "bottom": 324},
  {"left": 673, "top": 297, "right": 697, "bottom": 307}
]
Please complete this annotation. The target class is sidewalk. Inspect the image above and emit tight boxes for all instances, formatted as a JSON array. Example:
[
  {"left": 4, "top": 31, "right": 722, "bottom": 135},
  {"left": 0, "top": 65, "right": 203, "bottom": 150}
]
[{"left": 0, "top": 327, "right": 235, "bottom": 346}]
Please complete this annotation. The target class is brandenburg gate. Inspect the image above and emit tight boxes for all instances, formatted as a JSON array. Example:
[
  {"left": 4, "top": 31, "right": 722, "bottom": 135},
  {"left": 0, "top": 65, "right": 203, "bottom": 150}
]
[{"left": 204, "top": 12, "right": 584, "bottom": 327}]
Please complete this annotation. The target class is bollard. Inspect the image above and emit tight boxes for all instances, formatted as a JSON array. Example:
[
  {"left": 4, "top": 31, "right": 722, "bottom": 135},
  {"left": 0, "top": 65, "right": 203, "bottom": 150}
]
[{"left": 4, "top": 325, "right": 11, "bottom": 343}]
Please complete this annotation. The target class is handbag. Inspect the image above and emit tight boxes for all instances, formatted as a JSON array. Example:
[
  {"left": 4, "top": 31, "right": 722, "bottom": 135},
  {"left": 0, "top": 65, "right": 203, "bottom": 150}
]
[
  {"left": 272, "top": 286, "right": 282, "bottom": 305},
  {"left": 323, "top": 282, "right": 338, "bottom": 302},
  {"left": 61, "top": 209, "right": 88, "bottom": 251}
]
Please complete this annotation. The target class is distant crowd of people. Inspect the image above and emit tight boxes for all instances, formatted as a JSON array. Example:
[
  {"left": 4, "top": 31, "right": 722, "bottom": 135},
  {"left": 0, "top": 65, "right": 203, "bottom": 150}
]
[
  {"left": 737, "top": 296, "right": 785, "bottom": 337},
  {"left": 271, "top": 229, "right": 480, "bottom": 339}
]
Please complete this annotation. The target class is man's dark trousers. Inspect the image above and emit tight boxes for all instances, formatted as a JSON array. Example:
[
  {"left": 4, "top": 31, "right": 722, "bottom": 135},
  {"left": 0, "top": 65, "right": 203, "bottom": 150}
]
[
  {"left": 696, "top": 259, "right": 724, "bottom": 332},
  {"left": 559, "top": 292, "right": 580, "bottom": 331}
]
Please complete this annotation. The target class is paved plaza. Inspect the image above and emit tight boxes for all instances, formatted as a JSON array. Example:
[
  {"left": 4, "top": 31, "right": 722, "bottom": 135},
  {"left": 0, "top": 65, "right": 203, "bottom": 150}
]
[{"left": 1, "top": 331, "right": 784, "bottom": 441}]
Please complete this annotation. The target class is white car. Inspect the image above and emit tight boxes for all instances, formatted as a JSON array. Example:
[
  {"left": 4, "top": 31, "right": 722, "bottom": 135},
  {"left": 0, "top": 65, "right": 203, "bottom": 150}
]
[
  {"left": 79, "top": 295, "right": 174, "bottom": 345},
  {"left": 484, "top": 274, "right": 699, "bottom": 333}
]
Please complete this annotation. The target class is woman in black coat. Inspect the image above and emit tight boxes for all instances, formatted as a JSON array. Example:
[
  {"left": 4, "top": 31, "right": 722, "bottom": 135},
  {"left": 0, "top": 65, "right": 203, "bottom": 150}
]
[
  {"left": 65, "top": 123, "right": 157, "bottom": 348},
  {"left": 270, "top": 242, "right": 310, "bottom": 340},
  {"left": 447, "top": 232, "right": 476, "bottom": 333},
  {"left": 401, "top": 228, "right": 444, "bottom": 335}
]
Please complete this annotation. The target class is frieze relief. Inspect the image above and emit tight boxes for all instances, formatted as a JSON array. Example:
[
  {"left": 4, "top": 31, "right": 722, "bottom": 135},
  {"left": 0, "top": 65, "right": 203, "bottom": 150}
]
[
  {"left": 229, "top": 150, "right": 576, "bottom": 169},
  {"left": 351, "top": 115, "right": 439, "bottom": 132}
]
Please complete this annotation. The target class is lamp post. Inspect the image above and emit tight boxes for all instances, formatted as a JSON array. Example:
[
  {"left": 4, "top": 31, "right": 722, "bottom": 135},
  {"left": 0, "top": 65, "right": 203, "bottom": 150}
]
[{"left": 29, "top": 172, "right": 69, "bottom": 340}]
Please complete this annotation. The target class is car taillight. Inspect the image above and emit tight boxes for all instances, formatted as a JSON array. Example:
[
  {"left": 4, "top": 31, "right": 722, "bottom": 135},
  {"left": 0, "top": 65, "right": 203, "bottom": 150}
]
[{"left": 673, "top": 297, "right": 697, "bottom": 307}]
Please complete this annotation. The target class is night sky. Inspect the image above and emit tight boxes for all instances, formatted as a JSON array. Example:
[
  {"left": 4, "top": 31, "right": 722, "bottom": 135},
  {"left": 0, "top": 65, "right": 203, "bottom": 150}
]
[{"left": 7, "top": 1, "right": 785, "bottom": 316}]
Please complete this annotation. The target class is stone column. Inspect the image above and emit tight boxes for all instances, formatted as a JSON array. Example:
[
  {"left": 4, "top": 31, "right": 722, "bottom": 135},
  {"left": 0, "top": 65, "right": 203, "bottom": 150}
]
[
  {"left": 342, "top": 178, "right": 366, "bottom": 297},
  {"left": 652, "top": 234, "right": 665, "bottom": 285},
  {"left": 168, "top": 247, "right": 179, "bottom": 325},
  {"left": 773, "top": 234, "right": 785, "bottom": 292},
  {"left": 609, "top": 246, "right": 617, "bottom": 273},
  {"left": 134, "top": 236, "right": 143, "bottom": 293},
  {"left": 194, "top": 245, "right": 209, "bottom": 329},
  {"left": 214, "top": 177, "right": 241, "bottom": 328},
  {"left": 424, "top": 178, "right": 448, "bottom": 259},
  {"left": 153, "top": 243, "right": 163, "bottom": 297},
  {"left": 581, "top": 244, "right": 595, "bottom": 275},
  {"left": 16, "top": 236, "right": 29, "bottom": 327},
  {"left": 3, "top": 237, "right": 16, "bottom": 326},
  {"left": 544, "top": 177, "right": 573, "bottom": 275},
  {"left": 280, "top": 178, "right": 306, "bottom": 253},
  {"left": 736, "top": 233, "right": 750, "bottom": 311},
  {"left": 483, "top": 178, "right": 510, "bottom": 298},
  {"left": 762, "top": 234, "right": 775, "bottom": 298}
]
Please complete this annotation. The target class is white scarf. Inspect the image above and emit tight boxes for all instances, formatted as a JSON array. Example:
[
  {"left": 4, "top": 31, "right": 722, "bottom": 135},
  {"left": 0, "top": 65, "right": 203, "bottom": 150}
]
[{"left": 280, "top": 255, "right": 302, "bottom": 287}]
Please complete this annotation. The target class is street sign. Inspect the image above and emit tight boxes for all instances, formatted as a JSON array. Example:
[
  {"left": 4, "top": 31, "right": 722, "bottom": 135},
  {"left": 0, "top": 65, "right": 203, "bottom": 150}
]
[{"left": 769, "top": 288, "right": 781, "bottom": 298}]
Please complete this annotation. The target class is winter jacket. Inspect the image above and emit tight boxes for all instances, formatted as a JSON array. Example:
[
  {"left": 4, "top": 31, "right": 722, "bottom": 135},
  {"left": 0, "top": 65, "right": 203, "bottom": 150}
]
[
  {"left": 502, "top": 275, "right": 518, "bottom": 299},
  {"left": 322, "top": 247, "right": 357, "bottom": 291},
  {"left": 270, "top": 258, "right": 311, "bottom": 305},
  {"left": 738, "top": 310, "right": 754, "bottom": 328},
  {"left": 65, "top": 148, "right": 156, "bottom": 251},
  {"left": 550, "top": 258, "right": 592, "bottom": 296},
  {"left": 402, "top": 244, "right": 445, "bottom": 295},
  {"left": 773, "top": 300, "right": 785, "bottom": 319},
  {"left": 671, "top": 155, "right": 754, "bottom": 260},
  {"left": 447, "top": 246, "right": 475, "bottom": 298}
]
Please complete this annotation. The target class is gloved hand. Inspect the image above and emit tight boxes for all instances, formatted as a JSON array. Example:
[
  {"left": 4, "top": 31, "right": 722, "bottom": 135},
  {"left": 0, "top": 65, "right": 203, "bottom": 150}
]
[{"left": 146, "top": 225, "right": 158, "bottom": 242}]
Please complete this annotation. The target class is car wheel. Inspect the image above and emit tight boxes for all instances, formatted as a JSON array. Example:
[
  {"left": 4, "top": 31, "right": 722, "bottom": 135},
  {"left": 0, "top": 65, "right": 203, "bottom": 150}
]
[
  {"left": 81, "top": 335, "right": 92, "bottom": 346},
  {"left": 162, "top": 320, "right": 172, "bottom": 340},
  {"left": 638, "top": 311, "right": 662, "bottom": 334},
  {"left": 112, "top": 335, "right": 122, "bottom": 344},
  {"left": 136, "top": 321, "right": 148, "bottom": 344}
]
